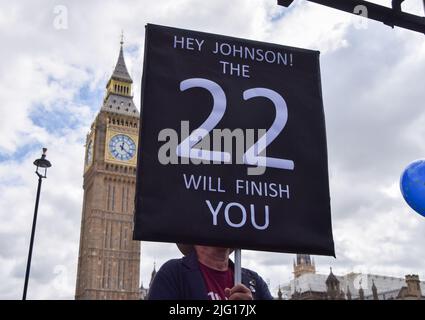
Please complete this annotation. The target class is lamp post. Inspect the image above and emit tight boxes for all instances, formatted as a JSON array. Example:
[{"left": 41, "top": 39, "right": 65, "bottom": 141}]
[{"left": 22, "top": 148, "right": 52, "bottom": 300}]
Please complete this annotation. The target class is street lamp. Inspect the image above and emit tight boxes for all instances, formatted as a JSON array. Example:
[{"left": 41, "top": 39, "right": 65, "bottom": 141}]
[{"left": 22, "top": 148, "right": 52, "bottom": 300}]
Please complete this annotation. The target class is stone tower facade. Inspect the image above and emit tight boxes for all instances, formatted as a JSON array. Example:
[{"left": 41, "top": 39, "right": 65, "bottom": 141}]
[
  {"left": 404, "top": 275, "right": 422, "bottom": 298},
  {"left": 293, "top": 254, "right": 316, "bottom": 278},
  {"left": 75, "top": 39, "right": 140, "bottom": 300}
]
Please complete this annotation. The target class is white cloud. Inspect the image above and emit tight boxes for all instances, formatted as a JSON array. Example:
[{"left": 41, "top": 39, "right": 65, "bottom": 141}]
[{"left": 1, "top": 0, "right": 424, "bottom": 299}]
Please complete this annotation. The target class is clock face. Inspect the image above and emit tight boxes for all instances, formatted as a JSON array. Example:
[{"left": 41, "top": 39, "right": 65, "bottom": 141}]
[
  {"left": 86, "top": 140, "right": 93, "bottom": 166},
  {"left": 109, "top": 134, "right": 136, "bottom": 161}
]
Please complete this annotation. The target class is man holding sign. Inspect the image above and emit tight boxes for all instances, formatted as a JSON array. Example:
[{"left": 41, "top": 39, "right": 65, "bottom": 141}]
[
  {"left": 148, "top": 245, "right": 272, "bottom": 300},
  {"left": 135, "top": 24, "right": 334, "bottom": 299}
]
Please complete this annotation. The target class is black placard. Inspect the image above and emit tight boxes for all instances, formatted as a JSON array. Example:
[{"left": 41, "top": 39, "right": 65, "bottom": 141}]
[{"left": 134, "top": 24, "right": 334, "bottom": 256}]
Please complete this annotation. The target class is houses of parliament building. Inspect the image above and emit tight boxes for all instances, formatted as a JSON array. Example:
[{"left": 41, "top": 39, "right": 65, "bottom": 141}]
[
  {"left": 279, "top": 254, "right": 425, "bottom": 300},
  {"left": 74, "top": 40, "right": 424, "bottom": 301}
]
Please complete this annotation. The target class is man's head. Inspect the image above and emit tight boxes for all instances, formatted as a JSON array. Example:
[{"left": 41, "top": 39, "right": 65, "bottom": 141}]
[
  {"left": 177, "top": 243, "right": 233, "bottom": 256},
  {"left": 176, "top": 243, "right": 194, "bottom": 256},
  {"left": 194, "top": 245, "right": 232, "bottom": 257}
]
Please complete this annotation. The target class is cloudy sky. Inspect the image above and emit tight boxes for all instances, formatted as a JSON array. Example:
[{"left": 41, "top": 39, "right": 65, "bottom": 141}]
[{"left": 1, "top": 0, "right": 424, "bottom": 299}]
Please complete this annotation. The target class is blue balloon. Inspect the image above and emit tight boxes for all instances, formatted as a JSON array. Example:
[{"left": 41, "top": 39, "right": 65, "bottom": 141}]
[{"left": 400, "top": 159, "right": 425, "bottom": 217}]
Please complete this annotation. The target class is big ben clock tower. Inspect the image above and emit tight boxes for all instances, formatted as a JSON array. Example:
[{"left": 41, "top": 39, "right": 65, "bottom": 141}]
[{"left": 75, "top": 38, "right": 140, "bottom": 300}]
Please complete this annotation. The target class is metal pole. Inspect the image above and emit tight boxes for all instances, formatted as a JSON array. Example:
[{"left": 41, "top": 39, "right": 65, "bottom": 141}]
[
  {"left": 277, "top": 0, "right": 425, "bottom": 34},
  {"left": 22, "top": 174, "right": 42, "bottom": 300},
  {"left": 234, "top": 249, "right": 242, "bottom": 286}
]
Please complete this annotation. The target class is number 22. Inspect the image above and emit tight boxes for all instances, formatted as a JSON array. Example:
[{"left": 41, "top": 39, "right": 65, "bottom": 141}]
[{"left": 176, "top": 78, "right": 294, "bottom": 171}]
